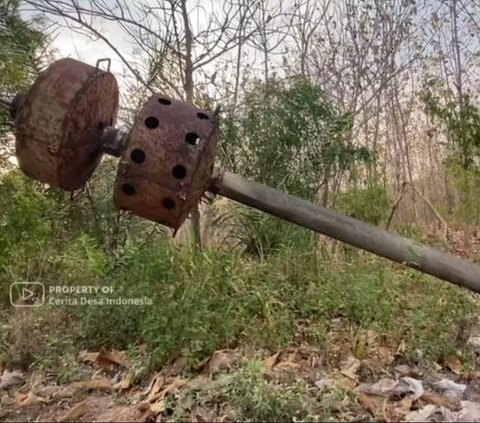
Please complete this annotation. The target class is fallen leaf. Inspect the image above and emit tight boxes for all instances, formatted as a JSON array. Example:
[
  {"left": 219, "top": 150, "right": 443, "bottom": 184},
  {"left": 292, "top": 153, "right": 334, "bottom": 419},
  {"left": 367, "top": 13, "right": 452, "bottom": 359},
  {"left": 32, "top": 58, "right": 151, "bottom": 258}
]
[
  {"left": 407, "top": 401, "right": 480, "bottom": 422},
  {"left": 158, "top": 377, "right": 185, "bottom": 399},
  {"left": 395, "top": 364, "right": 423, "bottom": 378},
  {"left": 53, "top": 385, "right": 77, "bottom": 399},
  {"left": 405, "top": 404, "right": 439, "bottom": 422},
  {"left": 150, "top": 399, "right": 166, "bottom": 414},
  {"left": 34, "top": 385, "right": 59, "bottom": 400},
  {"left": 78, "top": 348, "right": 128, "bottom": 368},
  {"left": 165, "top": 357, "right": 186, "bottom": 376},
  {"left": 357, "top": 378, "right": 396, "bottom": 397},
  {"left": 433, "top": 378, "right": 466, "bottom": 400},
  {"left": 72, "top": 376, "right": 113, "bottom": 392},
  {"left": 60, "top": 400, "right": 88, "bottom": 421},
  {"left": 146, "top": 375, "right": 165, "bottom": 403},
  {"left": 198, "top": 349, "right": 237, "bottom": 374},
  {"left": 142, "top": 377, "right": 185, "bottom": 406},
  {"left": 29, "top": 371, "right": 45, "bottom": 390},
  {"left": 357, "top": 392, "right": 385, "bottom": 417},
  {"left": 376, "top": 346, "right": 394, "bottom": 364},
  {"left": 390, "top": 377, "right": 424, "bottom": 400},
  {"left": 421, "top": 391, "right": 461, "bottom": 411},
  {"left": 0, "top": 369, "right": 24, "bottom": 390},
  {"left": 276, "top": 361, "right": 300, "bottom": 371},
  {"left": 340, "top": 356, "right": 361, "bottom": 380},
  {"left": 444, "top": 355, "right": 462, "bottom": 375},
  {"left": 78, "top": 351, "right": 99, "bottom": 364},
  {"left": 396, "top": 340, "right": 406, "bottom": 357},
  {"left": 391, "top": 395, "right": 413, "bottom": 417},
  {"left": 1, "top": 392, "right": 15, "bottom": 407},
  {"left": 465, "top": 370, "right": 480, "bottom": 381},
  {"left": 333, "top": 372, "right": 358, "bottom": 390},
  {"left": 114, "top": 372, "right": 133, "bottom": 391},
  {"left": 101, "top": 349, "right": 129, "bottom": 367},
  {"left": 263, "top": 352, "right": 281, "bottom": 369},
  {"left": 15, "top": 391, "right": 48, "bottom": 407}
]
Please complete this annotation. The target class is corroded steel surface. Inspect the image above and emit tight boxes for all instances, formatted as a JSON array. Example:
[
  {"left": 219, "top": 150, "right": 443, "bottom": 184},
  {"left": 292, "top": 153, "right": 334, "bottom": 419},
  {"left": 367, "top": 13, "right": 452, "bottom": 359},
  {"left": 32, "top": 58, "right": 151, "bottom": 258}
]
[
  {"left": 14, "top": 58, "right": 119, "bottom": 190},
  {"left": 113, "top": 94, "right": 218, "bottom": 229}
]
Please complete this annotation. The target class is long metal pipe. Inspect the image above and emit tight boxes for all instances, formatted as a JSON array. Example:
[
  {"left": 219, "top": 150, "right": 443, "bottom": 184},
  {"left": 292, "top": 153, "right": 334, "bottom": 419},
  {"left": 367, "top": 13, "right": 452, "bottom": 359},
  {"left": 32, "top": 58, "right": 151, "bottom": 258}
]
[{"left": 211, "top": 170, "right": 480, "bottom": 293}]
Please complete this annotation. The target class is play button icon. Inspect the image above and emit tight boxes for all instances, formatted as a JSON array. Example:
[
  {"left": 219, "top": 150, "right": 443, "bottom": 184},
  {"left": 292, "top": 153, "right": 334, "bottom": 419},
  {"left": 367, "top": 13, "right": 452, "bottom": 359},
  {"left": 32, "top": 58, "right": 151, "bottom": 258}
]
[
  {"left": 10, "top": 282, "right": 45, "bottom": 307},
  {"left": 21, "top": 287, "right": 35, "bottom": 301}
]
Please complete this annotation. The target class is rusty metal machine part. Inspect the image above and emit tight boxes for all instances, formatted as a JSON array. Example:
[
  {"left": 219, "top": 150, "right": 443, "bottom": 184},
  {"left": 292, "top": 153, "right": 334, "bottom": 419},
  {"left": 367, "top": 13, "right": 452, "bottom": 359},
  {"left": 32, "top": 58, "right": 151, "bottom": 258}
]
[
  {"left": 5, "top": 57, "right": 480, "bottom": 294},
  {"left": 113, "top": 94, "right": 218, "bottom": 229},
  {"left": 14, "top": 58, "right": 119, "bottom": 191}
]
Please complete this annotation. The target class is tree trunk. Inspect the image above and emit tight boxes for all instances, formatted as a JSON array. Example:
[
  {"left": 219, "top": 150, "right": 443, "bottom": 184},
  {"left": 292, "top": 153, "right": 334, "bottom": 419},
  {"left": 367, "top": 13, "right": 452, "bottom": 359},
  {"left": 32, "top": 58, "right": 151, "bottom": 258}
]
[{"left": 180, "top": 0, "right": 202, "bottom": 250}]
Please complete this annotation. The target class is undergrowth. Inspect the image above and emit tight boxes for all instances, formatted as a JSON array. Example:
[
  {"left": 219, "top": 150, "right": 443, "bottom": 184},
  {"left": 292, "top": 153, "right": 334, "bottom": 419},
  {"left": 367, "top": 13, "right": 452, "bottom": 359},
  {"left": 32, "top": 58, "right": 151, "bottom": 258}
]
[{"left": 0, "top": 169, "right": 479, "bottom": 376}]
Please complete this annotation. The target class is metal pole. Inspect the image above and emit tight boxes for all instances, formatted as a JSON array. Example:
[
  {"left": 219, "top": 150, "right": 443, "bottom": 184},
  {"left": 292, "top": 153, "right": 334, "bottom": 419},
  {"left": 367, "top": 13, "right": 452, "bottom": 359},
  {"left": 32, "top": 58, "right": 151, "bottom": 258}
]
[{"left": 210, "top": 170, "right": 480, "bottom": 293}]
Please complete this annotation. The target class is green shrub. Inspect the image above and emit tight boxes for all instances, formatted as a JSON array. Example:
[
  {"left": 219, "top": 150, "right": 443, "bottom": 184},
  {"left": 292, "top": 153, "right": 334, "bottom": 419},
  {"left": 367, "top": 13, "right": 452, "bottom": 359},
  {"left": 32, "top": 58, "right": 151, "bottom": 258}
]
[{"left": 336, "top": 184, "right": 389, "bottom": 225}]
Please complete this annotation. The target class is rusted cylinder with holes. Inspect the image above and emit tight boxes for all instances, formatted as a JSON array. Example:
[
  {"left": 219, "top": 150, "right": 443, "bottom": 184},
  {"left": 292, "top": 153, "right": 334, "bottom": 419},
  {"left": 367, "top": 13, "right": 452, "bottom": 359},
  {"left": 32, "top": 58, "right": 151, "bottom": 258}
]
[
  {"left": 113, "top": 94, "right": 218, "bottom": 229},
  {"left": 14, "top": 58, "right": 119, "bottom": 191}
]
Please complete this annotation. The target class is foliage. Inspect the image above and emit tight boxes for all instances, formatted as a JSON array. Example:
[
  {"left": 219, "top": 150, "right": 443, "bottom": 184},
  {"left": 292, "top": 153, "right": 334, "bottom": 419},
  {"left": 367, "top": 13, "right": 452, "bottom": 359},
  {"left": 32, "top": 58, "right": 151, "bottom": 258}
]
[
  {"left": 0, "top": 0, "right": 45, "bottom": 90},
  {"left": 421, "top": 82, "right": 480, "bottom": 171},
  {"left": 219, "top": 78, "right": 373, "bottom": 200},
  {"left": 446, "top": 163, "right": 480, "bottom": 225},
  {"left": 220, "top": 360, "right": 312, "bottom": 421},
  {"left": 336, "top": 183, "right": 390, "bottom": 225},
  {"left": 0, "top": 0, "right": 47, "bottom": 136},
  {"left": 216, "top": 79, "right": 374, "bottom": 255},
  {"left": 0, "top": 160, "right": 479, "bottom": 390},
  {"left": 421, "top": 81, "right": 480, "bottom": 224}
]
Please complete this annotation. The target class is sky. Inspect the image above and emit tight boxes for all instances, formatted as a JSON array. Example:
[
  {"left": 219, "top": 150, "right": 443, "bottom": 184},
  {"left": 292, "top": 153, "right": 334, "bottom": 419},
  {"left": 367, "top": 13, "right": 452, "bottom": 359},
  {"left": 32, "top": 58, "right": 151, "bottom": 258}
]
[{"left": 20, "top": 0, "right": 246, "bottom": 93}]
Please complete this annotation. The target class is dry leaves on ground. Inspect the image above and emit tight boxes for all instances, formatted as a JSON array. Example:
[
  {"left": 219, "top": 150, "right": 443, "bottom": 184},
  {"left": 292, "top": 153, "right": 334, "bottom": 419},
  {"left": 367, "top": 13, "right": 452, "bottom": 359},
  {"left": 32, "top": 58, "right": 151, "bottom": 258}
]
[
  {"left": 197, "top": 349, "right": 238, "bottom": 374},
  {"left": 78, "top": 349, "right": 129, "bottom": 368},
  {"left": 0, "top": 369, "right": 24, "bottom": 390}
]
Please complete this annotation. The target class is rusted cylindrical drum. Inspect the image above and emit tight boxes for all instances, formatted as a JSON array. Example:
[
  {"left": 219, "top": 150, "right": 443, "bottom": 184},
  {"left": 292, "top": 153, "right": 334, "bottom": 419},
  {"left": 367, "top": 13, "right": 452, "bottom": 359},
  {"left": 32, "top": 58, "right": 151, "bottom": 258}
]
[
  {"left": 14, "top": 58, "right": 119, "bottom": 190},
  {"left": 113, "top": 95, "right": 218, "bottom": 229}
]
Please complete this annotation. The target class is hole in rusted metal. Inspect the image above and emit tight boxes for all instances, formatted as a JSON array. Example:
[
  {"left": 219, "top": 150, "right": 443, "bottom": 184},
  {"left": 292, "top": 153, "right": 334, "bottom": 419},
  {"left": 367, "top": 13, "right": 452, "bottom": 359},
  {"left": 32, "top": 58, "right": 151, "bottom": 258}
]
[
  {"left": 162, "top": 198, "right": 175, "bottom": 210},
  {"left": 172, "top": 164, "right": 187, "bottom": 179},
  {"left": 145, "top": 116, "right": 159, "bottom": 129},
  {"left": 158, "top": 98, "right": 171, "bottom": 105},
  {"left": 131, "top": 149, "right": 145, "bottom": 164},
  {"left": 185, "top": 132, "right": 200, "bottom": 145},
  {"left": 122, "top": 183, "right": 136, "bottom": 195},
  {"left": 197, "top": 112, "right": 209, "bottom": 120}
]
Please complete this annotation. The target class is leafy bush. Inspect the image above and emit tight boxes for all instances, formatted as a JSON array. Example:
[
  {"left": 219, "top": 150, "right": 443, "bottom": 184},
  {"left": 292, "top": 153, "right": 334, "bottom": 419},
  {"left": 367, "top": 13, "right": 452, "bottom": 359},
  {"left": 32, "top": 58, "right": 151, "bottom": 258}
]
[
  {"left": 216, "top": 79, "right": 374, "bottom": 255},
  {"left": 447, "top": 163, "right": 480, "bottom": 225},
  {"left": 218, "top": 78, "right": 373, "bottom": 200},
  {"left": 422, "top": 82, "right": 480, "bottom": 171},
  {"left": 336, "top": 184, "right": 390, "bottom": 225}
]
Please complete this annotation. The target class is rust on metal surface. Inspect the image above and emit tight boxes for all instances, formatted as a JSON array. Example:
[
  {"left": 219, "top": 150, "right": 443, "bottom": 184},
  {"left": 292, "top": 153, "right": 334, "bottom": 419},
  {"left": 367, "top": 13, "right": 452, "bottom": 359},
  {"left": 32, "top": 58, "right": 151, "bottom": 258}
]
[
  {"left": 14, "top": 58, "right": 119, "bottom": 191},
  {"left": 113, "top": 94, "right": 218, "bottom": 229}
]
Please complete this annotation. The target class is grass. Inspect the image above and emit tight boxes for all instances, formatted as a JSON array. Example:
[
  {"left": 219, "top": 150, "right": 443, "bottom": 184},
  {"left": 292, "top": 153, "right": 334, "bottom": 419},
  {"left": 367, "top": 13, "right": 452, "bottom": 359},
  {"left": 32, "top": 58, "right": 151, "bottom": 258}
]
[
  {"left": 168, "top": 357, "right": 362, "bottom": 422},
  {"left": 1, "top": 233, "right": 478, "bottom": 374},
  {"left": 1, "top": 170, "right": 479, "bottom": 417}
]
